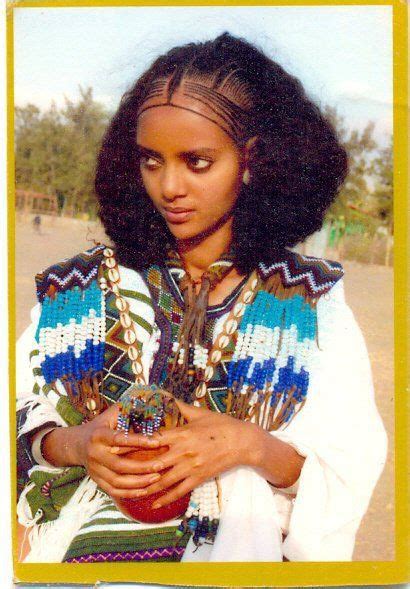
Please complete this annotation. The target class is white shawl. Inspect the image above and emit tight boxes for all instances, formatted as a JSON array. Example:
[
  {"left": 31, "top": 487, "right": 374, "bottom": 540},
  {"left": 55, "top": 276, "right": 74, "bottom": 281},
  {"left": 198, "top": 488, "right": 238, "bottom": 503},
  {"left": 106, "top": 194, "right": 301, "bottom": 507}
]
[{"left": 16, "top": 266, "right": 387, "bottom": 562}]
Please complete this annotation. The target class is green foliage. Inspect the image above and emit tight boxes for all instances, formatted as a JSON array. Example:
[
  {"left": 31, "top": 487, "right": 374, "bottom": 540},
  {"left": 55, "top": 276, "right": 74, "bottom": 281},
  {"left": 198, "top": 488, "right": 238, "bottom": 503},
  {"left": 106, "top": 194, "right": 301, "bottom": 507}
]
[
  {"left": 15, "top": 87, "right": 110, "bottom": 218},
  {"left": 370, "top": 138, "right": 393, "bottom": 232},
  {"left": 15, "top": 90, "right": 393, "bottom": 236},
  {"left": 324, "top": 106, "right": 393, "bottom": 237}
]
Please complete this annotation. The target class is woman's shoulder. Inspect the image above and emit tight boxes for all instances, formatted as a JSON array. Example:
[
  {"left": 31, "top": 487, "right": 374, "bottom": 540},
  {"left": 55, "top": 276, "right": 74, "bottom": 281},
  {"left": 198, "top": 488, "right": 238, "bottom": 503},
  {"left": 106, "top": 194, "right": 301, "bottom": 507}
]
[
  {"left": 257, "top": 248, "right": 344, "bottom": 299},
  {"left": 34, "top": 244, "right": 106, "bottom": 303}
]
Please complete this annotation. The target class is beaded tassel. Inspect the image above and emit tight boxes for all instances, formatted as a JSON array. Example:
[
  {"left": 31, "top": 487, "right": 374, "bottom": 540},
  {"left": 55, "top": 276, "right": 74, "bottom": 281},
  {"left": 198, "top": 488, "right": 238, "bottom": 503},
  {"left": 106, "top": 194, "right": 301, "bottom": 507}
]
[
  {"left": 227, "top": 290, "right": 317, "bottom": 429},
  {"left": 176, "top": 479, "right": 220, "bottom": 547},
  {"left": 36, "top": 280, "right": 106, "bottom": 419}
]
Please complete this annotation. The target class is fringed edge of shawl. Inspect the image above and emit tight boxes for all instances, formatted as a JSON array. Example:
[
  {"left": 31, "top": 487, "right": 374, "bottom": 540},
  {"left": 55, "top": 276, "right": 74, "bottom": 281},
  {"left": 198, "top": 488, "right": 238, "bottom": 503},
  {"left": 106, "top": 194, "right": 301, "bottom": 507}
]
[{"left": 18, "top": 476, "right": 108, "bottom": 563}]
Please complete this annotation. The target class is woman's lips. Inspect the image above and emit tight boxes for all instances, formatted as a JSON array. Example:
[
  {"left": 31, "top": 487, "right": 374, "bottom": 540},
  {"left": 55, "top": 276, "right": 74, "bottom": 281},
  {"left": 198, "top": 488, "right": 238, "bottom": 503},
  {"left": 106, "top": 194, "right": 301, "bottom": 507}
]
[{"left": 163, "top": 208, "right": 194, "bottom": 224}]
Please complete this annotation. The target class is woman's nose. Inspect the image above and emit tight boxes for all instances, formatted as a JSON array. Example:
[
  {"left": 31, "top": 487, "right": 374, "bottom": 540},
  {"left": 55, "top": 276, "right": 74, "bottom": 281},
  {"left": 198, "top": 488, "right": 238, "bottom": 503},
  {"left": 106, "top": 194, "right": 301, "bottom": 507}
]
[{"left": 160, "top": 164, "right": 187, "bottom": 201}]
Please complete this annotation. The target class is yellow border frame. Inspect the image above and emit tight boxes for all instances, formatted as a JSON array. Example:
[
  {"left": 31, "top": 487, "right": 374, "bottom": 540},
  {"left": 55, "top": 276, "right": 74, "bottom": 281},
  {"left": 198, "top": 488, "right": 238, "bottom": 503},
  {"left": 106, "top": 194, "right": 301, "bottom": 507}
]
[{"left": 8, "top": 1, "right": 408, "bottom": 585}]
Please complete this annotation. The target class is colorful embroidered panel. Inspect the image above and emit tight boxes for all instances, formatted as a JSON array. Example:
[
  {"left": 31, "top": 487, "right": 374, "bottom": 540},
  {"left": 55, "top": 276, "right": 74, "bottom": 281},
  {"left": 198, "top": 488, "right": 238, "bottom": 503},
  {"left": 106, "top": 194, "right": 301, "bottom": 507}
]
[
  {"left": 258, "top": 249, "right": 343, "bottom": 297},
  {"left": 143, "top": 264, "right": 239, "bottom": 412},
  {"left": 63, "top": 503, "right": 189, "bottom": 563},
  {"left": 34, "top": 246, "right": 106, "bottom": 387},
  {"left": 35, "top": 245, "right": 105, "bottom": 302}
]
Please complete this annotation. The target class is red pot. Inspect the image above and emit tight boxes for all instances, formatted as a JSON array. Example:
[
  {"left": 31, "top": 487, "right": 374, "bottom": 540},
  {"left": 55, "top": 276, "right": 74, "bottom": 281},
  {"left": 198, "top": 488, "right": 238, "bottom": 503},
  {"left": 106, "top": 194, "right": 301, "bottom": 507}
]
[{"left": 114, "top": 446, "right": 190, "bottom": 523}]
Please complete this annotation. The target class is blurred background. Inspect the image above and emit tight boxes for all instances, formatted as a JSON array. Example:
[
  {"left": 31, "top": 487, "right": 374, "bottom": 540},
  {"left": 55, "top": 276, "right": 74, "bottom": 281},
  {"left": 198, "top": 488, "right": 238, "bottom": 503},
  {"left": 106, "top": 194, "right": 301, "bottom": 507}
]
[{"left": 13, "top": 5, "right": 394, "bottom": 561}]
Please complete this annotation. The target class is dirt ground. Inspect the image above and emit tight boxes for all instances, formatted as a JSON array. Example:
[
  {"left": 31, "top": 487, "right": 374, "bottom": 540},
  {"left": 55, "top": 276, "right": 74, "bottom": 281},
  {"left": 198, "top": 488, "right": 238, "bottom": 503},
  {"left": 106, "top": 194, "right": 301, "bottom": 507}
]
[{"left": 14, "top": 217, "right": 395, "bottom": 561}]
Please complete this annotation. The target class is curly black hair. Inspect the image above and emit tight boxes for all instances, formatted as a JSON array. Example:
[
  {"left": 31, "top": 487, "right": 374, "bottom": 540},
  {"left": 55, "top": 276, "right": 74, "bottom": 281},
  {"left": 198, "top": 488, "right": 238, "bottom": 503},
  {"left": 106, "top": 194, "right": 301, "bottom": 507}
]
[{"left": 95, "top": 32, "right": 348, "bottom": 274}]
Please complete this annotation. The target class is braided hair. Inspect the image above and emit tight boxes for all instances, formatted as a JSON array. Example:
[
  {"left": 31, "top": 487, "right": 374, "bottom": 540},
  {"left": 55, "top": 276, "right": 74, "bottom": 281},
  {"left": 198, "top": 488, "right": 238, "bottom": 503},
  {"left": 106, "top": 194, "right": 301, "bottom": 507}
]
[{"left": 95, "top": 32, "right": 348, "bottom": 273}]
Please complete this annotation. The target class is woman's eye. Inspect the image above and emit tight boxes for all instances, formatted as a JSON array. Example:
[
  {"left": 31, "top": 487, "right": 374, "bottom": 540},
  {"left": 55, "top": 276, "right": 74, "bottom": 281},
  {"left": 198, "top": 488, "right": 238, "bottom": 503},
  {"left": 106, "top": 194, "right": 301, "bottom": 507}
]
[
  {"left": 140, "top": 156, "right": 161, "bottom": 170},
  {"left": 187, "top": 157, "right": 213, "bottom": 172}
]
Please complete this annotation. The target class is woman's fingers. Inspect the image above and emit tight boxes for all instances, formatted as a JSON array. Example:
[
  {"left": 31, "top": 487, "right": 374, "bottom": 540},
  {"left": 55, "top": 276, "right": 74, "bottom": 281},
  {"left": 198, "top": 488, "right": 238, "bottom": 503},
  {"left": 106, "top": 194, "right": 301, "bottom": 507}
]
[
  {"left": 142, "top": 463, "right": 190, "bottom": 497},
  {"left": 93, "top": 463, "right": 161, "bottom": 490},
  {"left": 152, "top": 477, "right": 197, "bottom": 509},
  {"left": 152, "top": 425, "right": 192, "bottom": 446},
  {"left": 89, "top": 445, "right": 165, "bottom": 475},
  {"left": 110, "top": 446, "right": 143, "bottom": 455}
]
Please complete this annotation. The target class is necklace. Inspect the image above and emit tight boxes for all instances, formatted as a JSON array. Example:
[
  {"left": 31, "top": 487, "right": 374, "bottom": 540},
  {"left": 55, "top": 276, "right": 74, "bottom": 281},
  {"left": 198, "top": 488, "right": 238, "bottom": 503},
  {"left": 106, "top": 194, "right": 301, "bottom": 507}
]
[
  {"left": 101, "top": 247, "right": 261, "bottom": 406},
  {"left": 100, "top": 246, "right": 261, "bottom": 548}
]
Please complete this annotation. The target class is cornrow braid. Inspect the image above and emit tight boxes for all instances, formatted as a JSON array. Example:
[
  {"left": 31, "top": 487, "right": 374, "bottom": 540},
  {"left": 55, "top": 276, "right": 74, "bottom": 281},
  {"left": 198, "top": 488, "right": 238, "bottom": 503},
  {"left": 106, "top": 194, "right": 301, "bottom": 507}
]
[{"left": 95, "top": 32, "right": 348, "bottom": 273}]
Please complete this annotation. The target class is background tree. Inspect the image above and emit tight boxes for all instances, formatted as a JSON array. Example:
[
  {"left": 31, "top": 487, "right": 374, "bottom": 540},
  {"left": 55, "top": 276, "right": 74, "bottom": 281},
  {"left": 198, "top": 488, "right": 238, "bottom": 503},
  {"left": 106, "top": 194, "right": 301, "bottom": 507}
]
[
  {"left": 15, "top": 87, "right": 110, "bottom": 218},
  {"left": 324, "top": 106, "right": 378, "bottom": 231}
]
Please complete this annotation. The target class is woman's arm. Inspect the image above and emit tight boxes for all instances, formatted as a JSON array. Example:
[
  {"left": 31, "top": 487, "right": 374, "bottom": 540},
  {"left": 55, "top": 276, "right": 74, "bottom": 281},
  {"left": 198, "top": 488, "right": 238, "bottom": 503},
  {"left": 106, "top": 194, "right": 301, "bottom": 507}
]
[
  {"left": 39, "top": 406, "right": 168, "bottom": 499},
  {"left": 247, "top": 425, "right": 305, "bottom": 488}
]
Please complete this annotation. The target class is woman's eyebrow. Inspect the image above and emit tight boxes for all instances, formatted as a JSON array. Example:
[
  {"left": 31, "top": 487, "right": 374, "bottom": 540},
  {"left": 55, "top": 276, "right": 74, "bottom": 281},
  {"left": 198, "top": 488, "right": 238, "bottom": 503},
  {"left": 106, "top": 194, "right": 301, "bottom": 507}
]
[{"left": 136, "top": 144, "right": 220, "bottom": 157}]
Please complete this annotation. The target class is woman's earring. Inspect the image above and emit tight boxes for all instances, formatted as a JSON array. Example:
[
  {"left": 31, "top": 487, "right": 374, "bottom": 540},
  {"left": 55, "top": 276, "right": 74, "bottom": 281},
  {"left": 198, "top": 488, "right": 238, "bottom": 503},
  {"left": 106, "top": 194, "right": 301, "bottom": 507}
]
[{"left": 242, "top": 169, "right": 251, "bottom": 186}]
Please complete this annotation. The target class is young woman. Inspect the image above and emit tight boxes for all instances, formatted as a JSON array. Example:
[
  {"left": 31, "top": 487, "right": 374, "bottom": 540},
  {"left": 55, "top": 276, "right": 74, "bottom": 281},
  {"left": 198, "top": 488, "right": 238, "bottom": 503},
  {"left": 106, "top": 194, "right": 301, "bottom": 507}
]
[{"left": 17, "top": 33, "right": 387, "bottom": 563}]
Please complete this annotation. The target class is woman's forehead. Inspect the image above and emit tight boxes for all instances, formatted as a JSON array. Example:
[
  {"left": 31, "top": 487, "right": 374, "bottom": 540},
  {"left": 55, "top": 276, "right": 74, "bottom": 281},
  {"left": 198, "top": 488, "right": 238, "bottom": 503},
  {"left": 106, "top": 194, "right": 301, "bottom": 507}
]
[{"left": 136, "top": 104, "right": 238, "bottom": 151}]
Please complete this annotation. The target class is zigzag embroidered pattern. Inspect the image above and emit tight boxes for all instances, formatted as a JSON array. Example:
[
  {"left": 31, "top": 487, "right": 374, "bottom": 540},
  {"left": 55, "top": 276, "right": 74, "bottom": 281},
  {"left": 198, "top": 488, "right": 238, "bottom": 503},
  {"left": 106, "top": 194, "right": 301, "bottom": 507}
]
[
  {"left": 258, "top": 250, "right": 343, "bottom": 297},
  {"left": 35, "top": 244, "right": 105, "bottom": 302},
  {"left": 66, "top": 546, "right": 186, "bottom": 562}
]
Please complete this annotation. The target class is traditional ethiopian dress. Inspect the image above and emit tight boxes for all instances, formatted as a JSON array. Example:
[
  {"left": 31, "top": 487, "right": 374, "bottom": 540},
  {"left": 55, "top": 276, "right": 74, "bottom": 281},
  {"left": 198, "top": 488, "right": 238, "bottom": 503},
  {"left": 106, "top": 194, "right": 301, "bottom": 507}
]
[{"left": 16, "top": 245, "right": 387, "bottom": 562}]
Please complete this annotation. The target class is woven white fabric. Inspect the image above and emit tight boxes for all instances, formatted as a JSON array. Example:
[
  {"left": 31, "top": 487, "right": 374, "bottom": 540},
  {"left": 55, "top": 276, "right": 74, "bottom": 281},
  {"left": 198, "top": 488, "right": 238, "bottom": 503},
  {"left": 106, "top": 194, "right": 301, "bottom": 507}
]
[{"left": 16, "top": 269, "right": 387, "bottom": 562}]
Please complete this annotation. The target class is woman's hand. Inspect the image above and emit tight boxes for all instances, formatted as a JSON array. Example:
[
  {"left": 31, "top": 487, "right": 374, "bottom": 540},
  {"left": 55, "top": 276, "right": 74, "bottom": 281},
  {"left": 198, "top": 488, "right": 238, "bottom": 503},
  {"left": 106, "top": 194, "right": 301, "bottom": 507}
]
[
  {"left": 131, "top": 400, "right": 262, "bottom": 509},
  {"left": 111, "top": 400, "right": 305, "bottom": 508},
  {"left": 41, "top": 403, "right": 166, "bottom": 499}
]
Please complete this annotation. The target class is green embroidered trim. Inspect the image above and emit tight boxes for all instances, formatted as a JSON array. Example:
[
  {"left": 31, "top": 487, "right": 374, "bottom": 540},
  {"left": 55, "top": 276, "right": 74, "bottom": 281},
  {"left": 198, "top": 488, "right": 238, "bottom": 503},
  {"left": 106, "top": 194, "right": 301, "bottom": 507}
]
[
  {"left": 64, "top": 525, "right": 188, "bottom": 560},
  {"left": 26, "top": 466, "right": 87, "bottom": 523},
  {"left": 128, "top": 311, "right": 152, "bottom": 336},
  {"left": 56, "top": 397, "right": 84, "bottom": 426},
  {"left": 119, "top": 288, "right": 153, "bottom": 309},
  {"left": 42, "top": 383, "right": 54, "bottom": 395}
]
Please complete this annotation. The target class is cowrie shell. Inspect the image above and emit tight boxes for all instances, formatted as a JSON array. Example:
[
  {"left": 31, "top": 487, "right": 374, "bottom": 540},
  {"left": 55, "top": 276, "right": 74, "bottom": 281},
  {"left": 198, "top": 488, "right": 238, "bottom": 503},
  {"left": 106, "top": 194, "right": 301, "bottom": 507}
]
[
  {"left": 86, "top": 399, "right": 97, "bottom": 411},
  {"left": 251, "top": 278, "right": 258, "bottom": 290},
  {"left": 103, "top": 248, "right": 114, "bottom": 257},
  {"left": 233, "top": 302, "right": 245, "bottom": 317},
  {"left": 135, "top": 376, "right": 145, "bottom": 385},
  {"left": 219, "top": 335, "right": 230, "bottom": 349},
  {"left": 108, "top": 268, "right": 120, "bottom": 283},
  {"left": 124, "top": 329, "right": 136, "bottom": 344},
  {"left": 211, "top": 350, "right": 221, "bottom": 363},
  {"left": 195, "top": 383, "right": 207, "bottom": 398},
  {"left": 115, "top": 297, "right": 127, "bottom": 312},
  {"left": 105, "top": 257, "right": 116, "bottom": 269},
  {"left": 243, "top": 291, "right": 253, "bottom": 303},
  {"left": 226, "top": 319, "right": 238, "bottom": 335},
  {"left": 204, "top": 366, "right": 214, "bottom": 381},
  {"left": 127, "top": 346, "right": 139, "bottom": 360},
  {"left": 132, "top": 360, "right": 143, "bottom": 375},
  {"left": 120, "top": 313, "right": 132, "bottom": 329}
]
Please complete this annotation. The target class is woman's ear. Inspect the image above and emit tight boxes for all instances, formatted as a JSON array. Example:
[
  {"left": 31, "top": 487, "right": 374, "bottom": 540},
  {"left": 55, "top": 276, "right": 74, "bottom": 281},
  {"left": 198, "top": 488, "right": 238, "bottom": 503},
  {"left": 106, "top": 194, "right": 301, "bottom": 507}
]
[
  {"left": 243, "top": 135, "right": 258, "bottom": 167},
  {"left": 242, "top": 136, "right": 259, "bottom": 185}
]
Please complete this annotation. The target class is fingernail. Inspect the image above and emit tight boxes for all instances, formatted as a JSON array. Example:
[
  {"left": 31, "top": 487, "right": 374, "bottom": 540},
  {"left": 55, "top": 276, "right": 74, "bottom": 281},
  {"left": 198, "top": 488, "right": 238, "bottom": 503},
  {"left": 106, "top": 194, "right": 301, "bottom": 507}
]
[
  {"left": 152, "top": 461, "right": 164, "bottom": 471},
  {"left": 149, "top": 473, "right": 161, "bottom": 483},
  {"left": 152, "top": 501, "right": 161, "bottom": 509}
]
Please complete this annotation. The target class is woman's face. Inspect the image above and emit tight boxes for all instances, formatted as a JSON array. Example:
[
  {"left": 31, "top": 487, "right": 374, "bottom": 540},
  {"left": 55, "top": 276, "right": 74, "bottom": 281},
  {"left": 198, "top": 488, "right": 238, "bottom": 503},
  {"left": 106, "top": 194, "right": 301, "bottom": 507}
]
[{"left": 136, "top": 106, "right": 245, "bottom": 243}]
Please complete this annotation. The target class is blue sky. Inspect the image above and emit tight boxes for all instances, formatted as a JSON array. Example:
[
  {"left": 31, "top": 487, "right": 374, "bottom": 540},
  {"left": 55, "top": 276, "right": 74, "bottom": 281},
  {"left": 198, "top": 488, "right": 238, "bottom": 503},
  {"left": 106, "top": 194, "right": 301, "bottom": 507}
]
[{"left": 14, "top": 5, "right": 393, "bottom": 146}]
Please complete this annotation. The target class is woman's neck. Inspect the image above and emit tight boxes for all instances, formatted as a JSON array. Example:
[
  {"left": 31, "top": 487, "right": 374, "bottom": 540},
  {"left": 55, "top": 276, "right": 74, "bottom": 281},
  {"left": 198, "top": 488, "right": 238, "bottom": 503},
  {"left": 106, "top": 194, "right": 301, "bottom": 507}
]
[{"left": 176, "top": 220, "right": 233, "bottom": 279}]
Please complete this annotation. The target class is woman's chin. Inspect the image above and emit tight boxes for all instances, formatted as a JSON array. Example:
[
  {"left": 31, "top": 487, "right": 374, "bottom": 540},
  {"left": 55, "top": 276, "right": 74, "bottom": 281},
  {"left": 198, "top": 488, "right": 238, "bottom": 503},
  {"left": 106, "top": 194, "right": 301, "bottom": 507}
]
[{"left": 166, "top": 223, "right": 203, "bottom": 243}]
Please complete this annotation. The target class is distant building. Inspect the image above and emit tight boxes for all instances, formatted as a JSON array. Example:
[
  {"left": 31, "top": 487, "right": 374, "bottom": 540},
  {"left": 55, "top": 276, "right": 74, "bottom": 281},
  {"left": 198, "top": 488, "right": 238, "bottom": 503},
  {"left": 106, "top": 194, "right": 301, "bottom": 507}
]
[{"left": 16, "top": 189, "right": 58, "bottom": 216}]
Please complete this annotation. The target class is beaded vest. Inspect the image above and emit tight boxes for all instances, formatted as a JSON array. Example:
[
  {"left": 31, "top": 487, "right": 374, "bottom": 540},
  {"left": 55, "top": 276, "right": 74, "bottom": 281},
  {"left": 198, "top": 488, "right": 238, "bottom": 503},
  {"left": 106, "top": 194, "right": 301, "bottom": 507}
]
[{"left": 34, "top": 245, "right": 343, "bottom": 427}]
